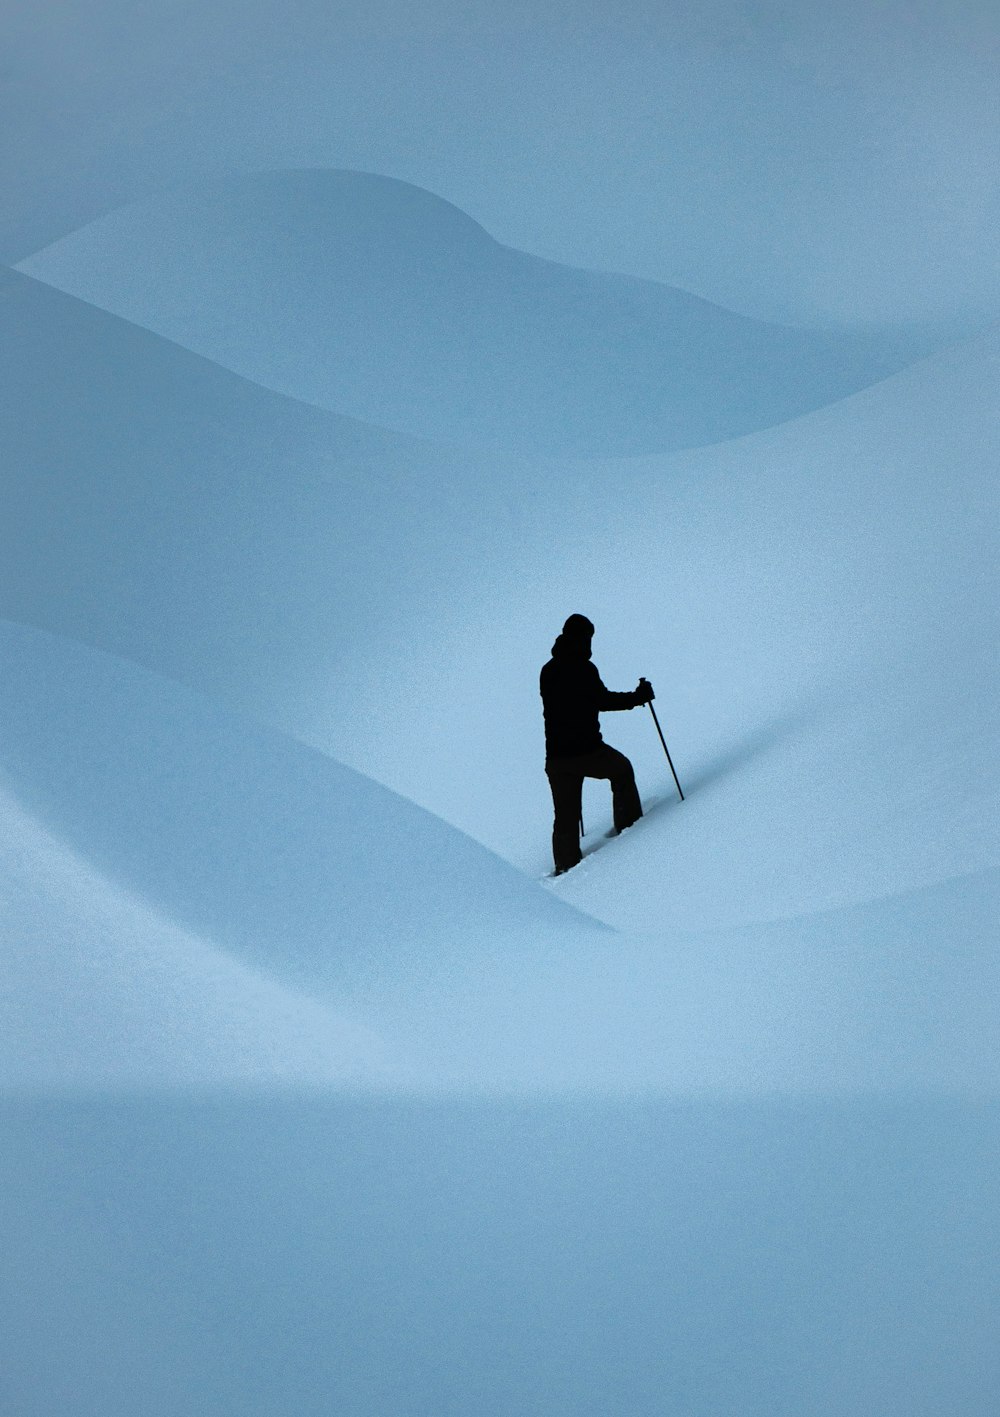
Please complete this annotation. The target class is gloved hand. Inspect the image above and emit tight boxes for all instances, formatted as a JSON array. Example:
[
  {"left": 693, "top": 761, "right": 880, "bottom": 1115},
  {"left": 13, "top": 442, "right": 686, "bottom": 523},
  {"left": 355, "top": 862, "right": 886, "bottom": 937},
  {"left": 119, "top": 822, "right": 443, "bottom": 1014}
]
[{"left": 635, "top": 677, "right": 655, "bottom": 705}]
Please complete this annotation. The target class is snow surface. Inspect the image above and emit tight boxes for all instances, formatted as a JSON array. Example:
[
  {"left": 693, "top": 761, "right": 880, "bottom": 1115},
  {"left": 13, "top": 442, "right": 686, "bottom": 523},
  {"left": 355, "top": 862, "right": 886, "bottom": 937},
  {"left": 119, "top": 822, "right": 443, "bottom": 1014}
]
[
  {"left": 0, "top": 776, "right": 391, "bottom": 1094},
  {"left": 5, "top": 265, "right": 996, "bottom": 932},
  {"left": 7, "top": 2, "right": 1000, "bottom": 331},
  {"left": 316, "top": 320, "right": 1000, "bottom": 925},
  {"left": 2, "top": 616, "right": 996, "bottom": 1101},
  {"left": 4, "top": 1093, "right": 1000, "bottom": 1417},
  {"left": 3, "top": 88, "right": 999, "bottom": 1412},
  {"left": 17, "top": 170, "right": 925, "bottom": 455}
]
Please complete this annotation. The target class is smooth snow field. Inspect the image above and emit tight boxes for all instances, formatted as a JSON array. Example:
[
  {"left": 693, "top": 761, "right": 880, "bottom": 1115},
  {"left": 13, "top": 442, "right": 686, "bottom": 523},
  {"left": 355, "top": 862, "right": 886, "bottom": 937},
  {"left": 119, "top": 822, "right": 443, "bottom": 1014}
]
[
  {"left": 3, "top": 141, "right": 999, "bottom": 1417},
  {"left": 17, "top": 170, "right": 928, "bottom": 456}
]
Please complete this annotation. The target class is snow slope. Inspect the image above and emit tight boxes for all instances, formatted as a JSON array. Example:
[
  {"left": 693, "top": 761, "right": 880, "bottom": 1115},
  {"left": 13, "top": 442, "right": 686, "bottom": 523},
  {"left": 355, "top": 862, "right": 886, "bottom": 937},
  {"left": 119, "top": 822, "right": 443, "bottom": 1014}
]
[
  {"left": 3, "top": 610, "right": 998, "bottom": 1406},
  {"left": 0, "top": 266, "right": 541, "bottom": 714},
  {"left": 2, "top": 617, "right": 997, "bottom": 1100},
  {"left": 0, "top": 619, "right": 597, "bottom": 976},
  {"left": 2, "top": 265, "right": 995, "bottom": 938},
  {"left": 322, "top": 325, "right": 1000, "bottom": 930},
  {"left": 0, "top": 779, "right": 390, "bottom": 1094},
  {"left": 17, "top": 169, "right": 925, "bottom": 456},
  {"left": 3, "top": 157, "right": 999, "bottom": 1417}
]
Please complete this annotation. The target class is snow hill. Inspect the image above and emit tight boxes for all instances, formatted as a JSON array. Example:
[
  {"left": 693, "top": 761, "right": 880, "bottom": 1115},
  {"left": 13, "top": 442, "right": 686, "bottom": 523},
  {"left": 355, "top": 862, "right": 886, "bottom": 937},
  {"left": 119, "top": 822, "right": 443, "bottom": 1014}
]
[
  {"left": 332, "top": 326, "right": 1000, "bottom": 930},
  {"left": 4, "top": 167, "right": 999, "bottom": 1417},
  {"left": 2, "top": 619, "right": 996, "bottom": 1100},
  {"left": 3, "top": 266, "right": 997, "bottom": 936},
  {"left": 0, "top": 620, "right": 618, "bottom": 1093},
  {"left": 1, "top": 263, "right": 997, "bottom": 1096},
  {"left": 17, "top": 169, "right": 926, "bottom": 455},
  {"left": 0, "top": 266, "right": 535, "bottom": 712},
  {"left": 0, "top": 774, "right": 390, "bottom": 1094}
]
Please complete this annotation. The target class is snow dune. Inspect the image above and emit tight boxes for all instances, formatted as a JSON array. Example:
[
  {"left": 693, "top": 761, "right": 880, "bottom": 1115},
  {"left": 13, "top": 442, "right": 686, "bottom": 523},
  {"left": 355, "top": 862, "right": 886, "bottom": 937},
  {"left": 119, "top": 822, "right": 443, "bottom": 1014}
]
[
  {"left": 2, "top": 602, "right": 997, "bottom": 1410},
  {"left": 0, "top": 619, "right": 596, "bottom": 988},
  {"left": 0, "top": 619, "right": 628, "bottom": 1094},
  {"left": 0, "top": 779, "right": 391, "bottom": 1094},
  {"left": 0, "top": 266, "right": 535, "bottom": 713},
  {"left": 3, "top": 165, "right": 998, "bottom": 1417},
  {"left": 1, "top": 619, "right": 997, "bottom": 1098},
  {"left": 5, "top": 19, "right": 1000, "bottom": 1412},
  {"left": 2, "top": 265, "right": 996, "bottom": 948},
  {"left": 328, "top": 324, "right": 1000, "bottom": 930},
  {"left": 17, "top": 169, "right": 925, "bottom": 455}
]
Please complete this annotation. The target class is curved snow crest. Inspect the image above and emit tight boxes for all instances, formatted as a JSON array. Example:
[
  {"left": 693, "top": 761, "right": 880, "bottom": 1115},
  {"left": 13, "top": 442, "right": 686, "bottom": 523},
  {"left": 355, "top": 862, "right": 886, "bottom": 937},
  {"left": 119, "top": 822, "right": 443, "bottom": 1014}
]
[
  {"left": 0, "top": 620, "right": 607, "bottom": 985},
  {"left": 0, "top": 783, "right": 396, "bottom": 1096},
  {"left": 351, "top": 318, "right": 1000, "bottom": 918},
  {"left": 0, "top": 266, "right": 504, "bottom": 721},
  {"left": 16, "top": 167, "right": 924, "bottom": 456},
  {"left": 0, "top": 623, "right": 996, "bottom": 1099}
]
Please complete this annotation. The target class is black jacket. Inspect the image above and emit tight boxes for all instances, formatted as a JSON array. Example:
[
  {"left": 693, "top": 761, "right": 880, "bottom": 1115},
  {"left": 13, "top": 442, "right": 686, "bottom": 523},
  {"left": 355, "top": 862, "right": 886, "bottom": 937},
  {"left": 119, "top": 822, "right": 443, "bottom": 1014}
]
[{"left": 540, "top": 634, "right": 640, "bottom": 761}]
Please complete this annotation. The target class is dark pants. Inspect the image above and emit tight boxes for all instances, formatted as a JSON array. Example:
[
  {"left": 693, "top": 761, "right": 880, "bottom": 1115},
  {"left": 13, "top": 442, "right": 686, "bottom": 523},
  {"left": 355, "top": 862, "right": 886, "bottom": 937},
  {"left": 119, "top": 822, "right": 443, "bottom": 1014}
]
[{"left": 546, "top": 745, "right": 642, "bottom": 874}]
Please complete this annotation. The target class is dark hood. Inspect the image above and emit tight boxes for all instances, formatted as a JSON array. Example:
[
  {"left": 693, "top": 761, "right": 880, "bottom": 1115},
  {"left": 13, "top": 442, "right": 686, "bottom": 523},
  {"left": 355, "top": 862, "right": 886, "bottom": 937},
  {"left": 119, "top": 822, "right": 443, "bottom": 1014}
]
[{"left": 550, "top": 631, "right": 593, "bottom": 660}]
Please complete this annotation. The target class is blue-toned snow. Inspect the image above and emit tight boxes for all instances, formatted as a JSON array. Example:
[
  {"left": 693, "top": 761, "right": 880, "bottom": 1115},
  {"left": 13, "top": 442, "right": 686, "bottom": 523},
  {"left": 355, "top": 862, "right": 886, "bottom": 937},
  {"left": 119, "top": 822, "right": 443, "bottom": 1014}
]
[
  {"left": 17, "top": 170, "right": 925, "bottom": 455},
  {"left": 3, "top": 156, "right": 999, "bottom": 1417}
]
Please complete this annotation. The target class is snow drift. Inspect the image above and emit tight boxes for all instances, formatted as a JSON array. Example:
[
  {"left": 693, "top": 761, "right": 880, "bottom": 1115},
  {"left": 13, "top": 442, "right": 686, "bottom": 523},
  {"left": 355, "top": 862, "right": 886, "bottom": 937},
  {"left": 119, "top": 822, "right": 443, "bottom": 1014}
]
[
  {"left": 17, "top": 169, "right": 925, "bottom": 455},
  {"left": 5, "top": 21, "right": 1000, "bottom": 1417},
  {"left": 0, "top": 620, "right": 597, "bottom": 994},
  {"left": 2, "top": 266, "right": 996, "bottom": 939},
  {"left": 325, "top": 325, "right": 1000, "bottom": 927},
  {"left": 0, "top": 778, "right": 391, "bottom": 1094},
  {"left": 1, "top": 618, "right": 997, "bottom": 1099},
  {"left": 0, "top": 266, "right": 536, "bottom": 714}
]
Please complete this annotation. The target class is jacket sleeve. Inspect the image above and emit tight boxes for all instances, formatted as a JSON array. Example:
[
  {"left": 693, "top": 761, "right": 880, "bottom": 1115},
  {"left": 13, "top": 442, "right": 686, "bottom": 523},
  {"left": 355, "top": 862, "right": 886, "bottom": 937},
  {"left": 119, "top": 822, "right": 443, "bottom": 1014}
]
[{"left": 593, "top": 667, "right": 640, "bottom": 711}]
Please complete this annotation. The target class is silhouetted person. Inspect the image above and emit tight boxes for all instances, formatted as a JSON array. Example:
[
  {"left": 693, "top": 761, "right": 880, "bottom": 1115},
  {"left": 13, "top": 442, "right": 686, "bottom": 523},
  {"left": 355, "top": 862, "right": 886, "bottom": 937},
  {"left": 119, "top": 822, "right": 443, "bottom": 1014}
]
[{"left": 540, "top": 614, "right": 653, "bottom": 874}]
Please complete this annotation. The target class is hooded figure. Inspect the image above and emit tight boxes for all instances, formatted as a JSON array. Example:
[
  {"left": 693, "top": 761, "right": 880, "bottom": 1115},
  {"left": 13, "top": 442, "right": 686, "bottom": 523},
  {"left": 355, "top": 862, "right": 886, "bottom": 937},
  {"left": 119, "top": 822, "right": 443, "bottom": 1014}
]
[{"left": 540, "top": 614, "right": 652, "bottom": 874}]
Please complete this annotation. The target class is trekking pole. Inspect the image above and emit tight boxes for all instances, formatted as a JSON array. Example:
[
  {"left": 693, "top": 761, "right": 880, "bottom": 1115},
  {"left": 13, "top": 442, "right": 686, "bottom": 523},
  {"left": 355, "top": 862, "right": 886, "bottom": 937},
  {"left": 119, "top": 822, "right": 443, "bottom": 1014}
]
[{"left": 638, "top": 679, "right": 684, "bottom": 802}]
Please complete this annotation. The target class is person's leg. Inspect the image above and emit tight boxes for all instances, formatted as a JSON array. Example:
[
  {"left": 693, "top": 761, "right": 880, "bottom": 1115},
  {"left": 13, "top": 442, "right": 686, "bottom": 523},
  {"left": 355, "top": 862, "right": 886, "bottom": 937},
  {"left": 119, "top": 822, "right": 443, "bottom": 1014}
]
[
  {"left": 585, "top": 745, "right": 642, "bottom": 833},
  {"left": 546, "top": 765, "right": 584, "bottom": 873}
]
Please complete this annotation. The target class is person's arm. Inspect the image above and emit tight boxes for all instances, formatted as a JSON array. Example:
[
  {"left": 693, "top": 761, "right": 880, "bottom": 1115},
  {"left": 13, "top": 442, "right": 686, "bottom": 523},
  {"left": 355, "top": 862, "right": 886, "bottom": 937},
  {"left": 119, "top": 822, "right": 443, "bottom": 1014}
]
[{"left": 593, "top": 666, "right": 654, "bottom": 711}]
